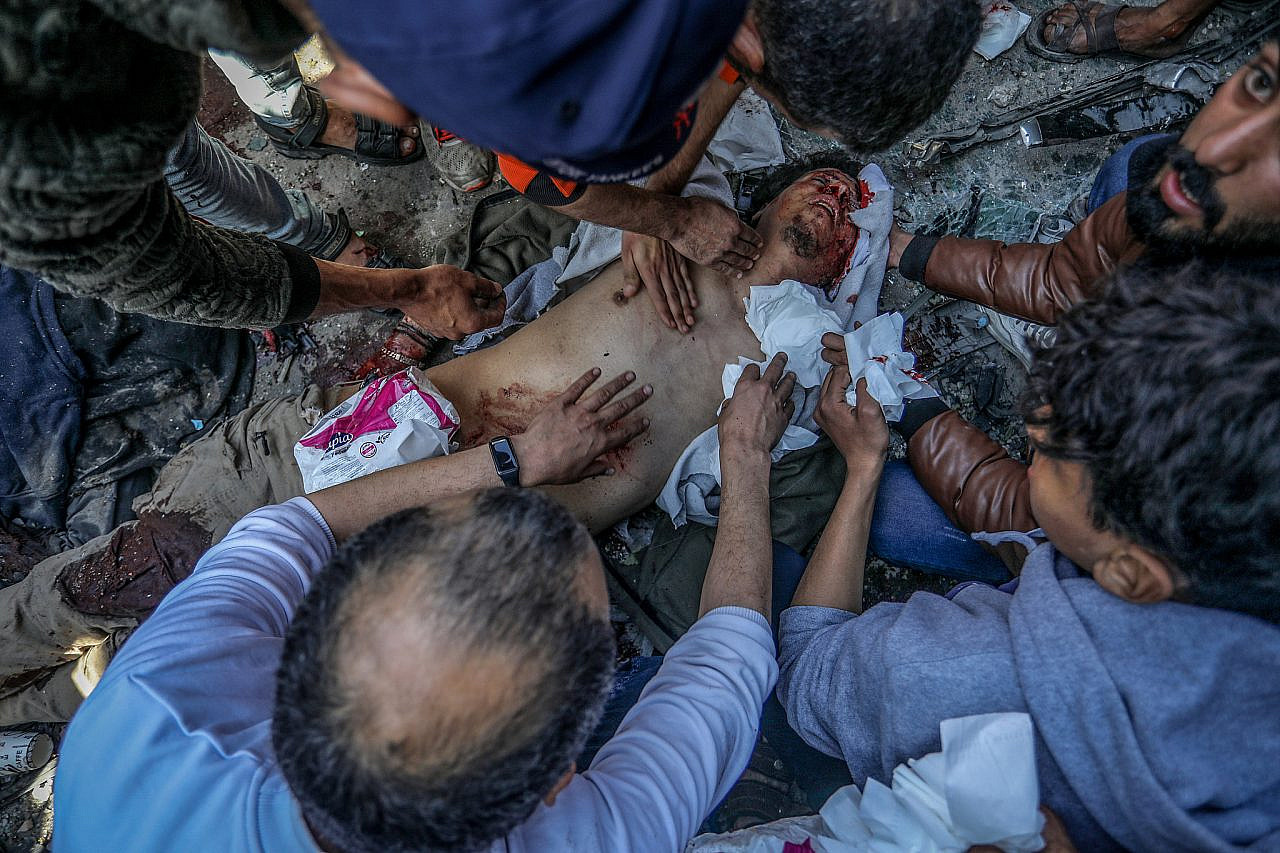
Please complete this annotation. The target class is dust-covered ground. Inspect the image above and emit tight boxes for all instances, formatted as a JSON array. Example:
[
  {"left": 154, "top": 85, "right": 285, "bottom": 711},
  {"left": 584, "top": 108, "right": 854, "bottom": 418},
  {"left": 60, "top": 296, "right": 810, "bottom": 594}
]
[{"left": 2, "top": 4, "right": 1274, "bottom": 846}]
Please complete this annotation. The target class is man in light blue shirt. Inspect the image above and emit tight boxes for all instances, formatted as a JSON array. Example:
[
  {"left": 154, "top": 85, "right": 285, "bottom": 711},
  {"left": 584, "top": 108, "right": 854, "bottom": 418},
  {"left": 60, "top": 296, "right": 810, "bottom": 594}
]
[{"left": 55, "top": 355, "right": 798, "bottom": 853}]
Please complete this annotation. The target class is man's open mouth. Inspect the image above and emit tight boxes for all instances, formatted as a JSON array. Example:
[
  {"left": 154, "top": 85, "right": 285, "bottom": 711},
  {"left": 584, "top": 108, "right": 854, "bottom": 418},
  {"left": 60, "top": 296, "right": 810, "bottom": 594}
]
[{"left": 1159, "top": 166, "right": 1205, "bottom": 219}]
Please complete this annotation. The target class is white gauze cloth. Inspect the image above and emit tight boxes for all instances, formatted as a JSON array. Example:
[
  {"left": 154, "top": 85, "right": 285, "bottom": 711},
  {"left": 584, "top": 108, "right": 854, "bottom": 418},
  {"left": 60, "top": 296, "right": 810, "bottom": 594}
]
[
  {"left": 658, "top": 358, "right": 821, "bottom": 528},
  {"left": 831, "top": 163, "right": 894, "bottom": 329},
  {"left": 657, "top": 163, "right": 897, "bottom": 527},
  {"left": 842, "top": 312, "right": 938, "bottom": 422},
  {"left": 687, "top": 712, "right": 1046, "bottom": 853}
]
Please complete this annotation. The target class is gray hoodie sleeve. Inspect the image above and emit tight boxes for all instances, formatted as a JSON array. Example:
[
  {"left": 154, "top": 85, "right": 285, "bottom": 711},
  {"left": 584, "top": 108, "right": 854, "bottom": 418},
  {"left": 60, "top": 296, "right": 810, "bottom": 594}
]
[
  {"left": 0, "top": 0, "right": 319, "bottom": 329},
  {"left": 776, "top": 590, "right": 1027, "bottom": 785}
]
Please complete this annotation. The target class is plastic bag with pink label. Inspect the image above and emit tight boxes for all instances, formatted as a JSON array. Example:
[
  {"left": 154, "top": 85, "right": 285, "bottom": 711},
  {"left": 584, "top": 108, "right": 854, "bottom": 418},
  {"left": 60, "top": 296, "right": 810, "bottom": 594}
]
[{"left": 294, "top": 368, "right": 460, "bottom": 493}]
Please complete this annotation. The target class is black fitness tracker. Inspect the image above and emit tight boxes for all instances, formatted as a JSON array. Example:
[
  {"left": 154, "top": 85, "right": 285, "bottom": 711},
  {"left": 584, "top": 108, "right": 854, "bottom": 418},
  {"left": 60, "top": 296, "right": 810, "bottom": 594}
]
[{"left": 489, "top": 436, "right": 521, "bottom": 487}]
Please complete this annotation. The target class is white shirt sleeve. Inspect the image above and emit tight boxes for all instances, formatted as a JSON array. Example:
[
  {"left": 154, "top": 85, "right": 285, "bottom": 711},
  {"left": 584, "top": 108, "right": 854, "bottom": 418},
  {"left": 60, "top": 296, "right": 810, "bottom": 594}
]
[{"left": 503, "top": 606, "right": 778, "bottom": 853}]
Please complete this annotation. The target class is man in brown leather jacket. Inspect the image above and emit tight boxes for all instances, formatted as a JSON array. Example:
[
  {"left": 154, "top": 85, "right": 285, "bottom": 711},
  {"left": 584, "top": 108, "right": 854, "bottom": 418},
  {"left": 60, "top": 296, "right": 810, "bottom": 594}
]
[{"left": 831, "top": 42, "right": 1280, "bottom": 573}]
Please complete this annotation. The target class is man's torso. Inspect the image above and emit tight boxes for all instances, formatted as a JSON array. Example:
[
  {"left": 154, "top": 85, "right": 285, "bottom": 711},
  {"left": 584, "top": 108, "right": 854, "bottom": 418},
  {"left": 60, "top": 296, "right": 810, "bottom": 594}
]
[{"left": 428, "top": 260, "right": 761, "bottom": 530}]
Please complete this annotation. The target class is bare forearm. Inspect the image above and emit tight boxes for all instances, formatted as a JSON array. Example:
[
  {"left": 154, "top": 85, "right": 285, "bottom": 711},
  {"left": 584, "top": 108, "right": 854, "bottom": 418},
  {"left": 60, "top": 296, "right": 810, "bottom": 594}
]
[
  {"left": 309, "top": 260, "right": 419, "bottom": 318},
  {"left": 699, "top": 452, "right": 773, "bottom": 618},
  {"left": 557, "top": 184, "right": 691, "bottom": 242},
  {"left": 792, "top": 464, "right": 883, "bottom": 614},
  {"left": 308, "top": 446, "right": 501, "bottom": 541}
]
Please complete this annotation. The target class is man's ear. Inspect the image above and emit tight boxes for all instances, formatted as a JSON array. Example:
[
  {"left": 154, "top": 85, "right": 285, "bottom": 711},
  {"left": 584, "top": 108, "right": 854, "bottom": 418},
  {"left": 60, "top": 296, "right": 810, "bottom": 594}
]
[
  {"left": 315, "top": 52, "right": 417, "bottom": 127},
  {"left": 728, "top": 11, "right": 766, "bottom": 74},
  {"left": 1091, "top": 544, "right": 1176, "bottom": 604},
  {"left": 542, "top": 762, "right": 577, "bottom": 807}
]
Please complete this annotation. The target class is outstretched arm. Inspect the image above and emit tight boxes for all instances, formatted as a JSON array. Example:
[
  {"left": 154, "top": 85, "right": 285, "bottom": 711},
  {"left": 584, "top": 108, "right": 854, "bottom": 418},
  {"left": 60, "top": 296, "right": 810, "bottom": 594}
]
[
  {"left": 700, "top": 351, "right": 797, "bottom": 617},
  {"left": 511, "top": 354, "right": 795, "bottom": 853},
  {"left": 792, "top": 369, "right": 890, "bottom": 614},
  {"left": 889, "top": 193, "right": 1136, "bottom": 326},
  {"left": 309, "top": 368, "right": 652, "bottom": 540}
]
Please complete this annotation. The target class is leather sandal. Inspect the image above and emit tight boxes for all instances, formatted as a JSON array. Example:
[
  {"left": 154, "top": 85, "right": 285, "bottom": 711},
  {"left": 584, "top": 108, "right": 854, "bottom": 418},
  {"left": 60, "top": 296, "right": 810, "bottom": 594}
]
[
  {"left": 1026, "top": 0, "right": 1203, "bottom": 63},
  {"left": 254, "top": 85, "right": 424, "bottom": 167}
]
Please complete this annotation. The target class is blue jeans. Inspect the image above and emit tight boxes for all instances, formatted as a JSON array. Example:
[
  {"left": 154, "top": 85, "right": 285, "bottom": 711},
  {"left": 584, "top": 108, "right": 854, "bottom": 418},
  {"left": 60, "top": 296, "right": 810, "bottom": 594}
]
[
  {"left": 164, "top": 121, "right": 339, "bottom": 256},
  {"left": 868, "top": 461, "right": 1010, "bottom": 584},
  {"left": 1087, "top": 133, "right": 1173, "bottom": 214}
]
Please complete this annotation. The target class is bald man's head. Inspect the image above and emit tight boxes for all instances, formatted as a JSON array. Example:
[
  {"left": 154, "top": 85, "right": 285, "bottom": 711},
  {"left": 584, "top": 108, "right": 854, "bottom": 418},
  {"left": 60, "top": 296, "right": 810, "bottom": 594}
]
[{"left": 273, "top": 490, "right": 615, "bottom": 853}]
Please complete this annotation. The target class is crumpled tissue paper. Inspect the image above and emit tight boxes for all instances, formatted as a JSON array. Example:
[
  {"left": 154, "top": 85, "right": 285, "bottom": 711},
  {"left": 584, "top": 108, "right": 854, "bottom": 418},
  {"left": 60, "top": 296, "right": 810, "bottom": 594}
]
[
  {"left": 656, "top": 358, "right": 819, "bottom": 527},
  {"left": 833, "top": 164, "right": 894, "bottom": 329},
  {"left": 974, "top": 1, "right": 1032, "bottom": 60},
  {"left": 745, "top": 282, "right": 845, "bottom": 389},
  {"left": 840, "top": 312, "right": 936, "bottom": 422},
  {"left": 686, "top": 713, "right": 1046, "bottom": 853}
]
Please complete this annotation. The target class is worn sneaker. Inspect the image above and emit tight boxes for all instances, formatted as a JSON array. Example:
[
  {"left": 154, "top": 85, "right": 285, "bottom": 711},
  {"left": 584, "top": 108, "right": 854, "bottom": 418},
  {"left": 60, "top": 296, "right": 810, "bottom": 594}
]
[
  {"left": 978, "top": 306, "right": 1057, "bottom": 371},
  {"left": 425, "top": 125, "right": 495, "bottom": 193}
]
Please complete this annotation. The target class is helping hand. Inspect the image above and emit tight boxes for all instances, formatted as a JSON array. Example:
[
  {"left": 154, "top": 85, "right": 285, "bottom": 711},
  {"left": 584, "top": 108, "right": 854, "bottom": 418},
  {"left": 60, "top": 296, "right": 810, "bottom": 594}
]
[
  {"left": 400, "top": 266, "right": 507, "bottom": 340},
  {"left": 621, "top": 232, "right": 699, "bottom": 333},
  {"left": 668, "top": 197, "right": 763, "bottom": 279},
  {"left": 888, "top": 223, "right": 915, "bottom": 270},
  {"left": 513, "top": 368, "right": 652, "bottom": 486},
  {"left": 815, "top": 367, "right": 889, "bottom": 474},
  {"left": 718, "top": 353, "right": 797, "bottom": 465},
  {"left": 820, "top": 331, "right": 849, "bottom": 368}
]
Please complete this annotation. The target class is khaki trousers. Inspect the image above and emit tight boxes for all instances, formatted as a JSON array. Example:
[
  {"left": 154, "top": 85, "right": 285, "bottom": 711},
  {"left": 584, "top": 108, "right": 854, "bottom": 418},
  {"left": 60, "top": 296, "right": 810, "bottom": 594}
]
[{"left": 0, "top": 385, "right": 347, "bottom": 723}]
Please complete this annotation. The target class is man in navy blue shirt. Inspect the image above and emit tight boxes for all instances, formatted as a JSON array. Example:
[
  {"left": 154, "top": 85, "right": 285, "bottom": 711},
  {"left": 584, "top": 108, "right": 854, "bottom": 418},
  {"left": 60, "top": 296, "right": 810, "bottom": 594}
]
[{"left": 294, "top": 0, "right": 982, "bottom": 328}]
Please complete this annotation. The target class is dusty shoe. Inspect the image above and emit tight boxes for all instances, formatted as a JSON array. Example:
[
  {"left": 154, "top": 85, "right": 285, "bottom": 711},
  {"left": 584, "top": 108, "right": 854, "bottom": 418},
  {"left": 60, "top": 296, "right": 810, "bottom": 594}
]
[
  {"left": 352, "top": 320, "right": 443, "bottom": 381},
  {"left": 425, "top": 125, "right": 495, "bottom": 193},
  {"left": 978, "top": 306, "right": 1058, "bottom": 371}
]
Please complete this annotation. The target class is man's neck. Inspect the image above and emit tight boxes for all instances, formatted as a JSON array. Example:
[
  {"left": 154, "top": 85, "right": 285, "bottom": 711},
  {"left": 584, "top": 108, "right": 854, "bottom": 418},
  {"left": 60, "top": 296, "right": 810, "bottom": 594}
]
[{"left": 737, "top": 252, "right": 805, "bottom": 291}]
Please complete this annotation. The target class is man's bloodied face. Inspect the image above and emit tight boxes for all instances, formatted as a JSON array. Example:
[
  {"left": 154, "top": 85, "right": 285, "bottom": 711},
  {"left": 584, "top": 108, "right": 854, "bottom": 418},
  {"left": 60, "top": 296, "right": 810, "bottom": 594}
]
[
  {"left": 756, "top": 169, "right": 863, "bottom": 296},
  {"left": 1128, "top": 43, "right": 1280, "bottom": 255}
]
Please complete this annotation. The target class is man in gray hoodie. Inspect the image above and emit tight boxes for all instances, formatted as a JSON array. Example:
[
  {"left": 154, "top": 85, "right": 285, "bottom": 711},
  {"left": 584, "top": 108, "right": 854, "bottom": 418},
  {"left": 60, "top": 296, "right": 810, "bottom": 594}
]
[{"left": 779, "top": 260, "right": 1280, "bottom": 851}]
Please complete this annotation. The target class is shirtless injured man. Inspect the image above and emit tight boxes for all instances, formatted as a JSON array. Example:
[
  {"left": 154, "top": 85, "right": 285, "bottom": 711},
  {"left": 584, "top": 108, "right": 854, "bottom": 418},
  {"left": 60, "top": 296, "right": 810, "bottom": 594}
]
[{"left": 1, "top": 152, "right": 894, "bottom": 723}]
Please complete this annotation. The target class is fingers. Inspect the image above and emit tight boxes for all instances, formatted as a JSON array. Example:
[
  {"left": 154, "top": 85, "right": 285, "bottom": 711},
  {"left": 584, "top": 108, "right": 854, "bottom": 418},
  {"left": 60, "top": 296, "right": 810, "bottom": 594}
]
[
  {"left": 737, "top": 221, "right": 764, "bottom": 248},
  {"left": 731, "top": 362, "right": 762, "bottom": 394},
  {"left": 717, "top": 251, "right": 757, "bottom": 274},
  {"left": 600, "top": 414, "right": 651, "bottom": 453},
  {"left": 819, "top": 334, "right": 849, "bottom": 366},
  {"left": 645, "top": 281, "right": 678, "bottom": 330},
  {"left": 467, "top": 299, "right": 506, "bottom": 333},
  {"left": 468, "top": 276, "right": 504, "bottom": 300},
  {"left": 580, "top": 370, "right": 635, "bottom": 411},
  {"left": 621, "top": 253, "right": 642, "bottom": 300},
  {"left": 853, "top": 377, "right": 882, "bottom": 414},
  {"left": 557, "top": 367, "right": 603, "bottom": 406},
  {"left": 595, "top": 382, "right": 653, "bottom": 422},
  {"left": 776, "top": 369, "right": 797, "bottom": 403},
  {"left": 666, "top": 257, "right": 695, "bottom": 329},
  {"left": 658, "top": 265, "right": 688, "bottom": 333},
  {"left": 674, "top": 254, "right": 698, "bottom": 310},
  {"left": 760, "top": 351, "right": 789, "bottom": 387}
]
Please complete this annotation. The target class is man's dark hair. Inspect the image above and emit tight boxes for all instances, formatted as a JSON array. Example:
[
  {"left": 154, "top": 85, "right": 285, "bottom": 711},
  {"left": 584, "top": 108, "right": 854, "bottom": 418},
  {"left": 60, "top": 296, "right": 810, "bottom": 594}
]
[
  {"left": 273, "top": 489, "right": 615, "bottom": 853},
  {"left": 749, "top": 0, "right": 980, "bottom": 151},
  {"left": 1022, "top": 262, "right": 1280, "bottom": 623},
  {"left": 746, "top": 150, "right": 866, "bottom": 223}
]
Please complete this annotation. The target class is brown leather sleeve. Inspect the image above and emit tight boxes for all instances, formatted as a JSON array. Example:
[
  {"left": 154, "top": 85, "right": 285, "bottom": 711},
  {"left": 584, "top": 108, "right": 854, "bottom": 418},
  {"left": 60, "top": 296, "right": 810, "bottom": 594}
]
[
  {"left": 921, "top": 193, "right": 1142, "bottom": 326},
  {"left": 908, "top": 410, "right": 1037, "bottom": 573}
]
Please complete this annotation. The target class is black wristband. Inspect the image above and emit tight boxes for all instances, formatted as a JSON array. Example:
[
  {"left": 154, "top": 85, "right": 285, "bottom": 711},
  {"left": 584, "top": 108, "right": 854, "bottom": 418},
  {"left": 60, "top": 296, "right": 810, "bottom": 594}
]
[
  {"left": 898, "top": 234, "right": 941, "bottom": 284},
  {"left": 895, "top": 397, "right": 952, "bottom": 441}
]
